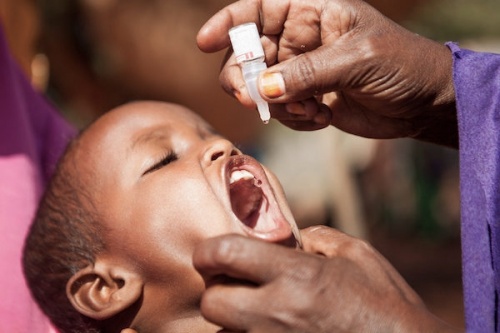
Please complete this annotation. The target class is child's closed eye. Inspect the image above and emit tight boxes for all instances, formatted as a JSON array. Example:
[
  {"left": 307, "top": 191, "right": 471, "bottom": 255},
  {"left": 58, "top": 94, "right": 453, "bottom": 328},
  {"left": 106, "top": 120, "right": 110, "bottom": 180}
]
[{"left": 143, "top": 151, "right": 178, "bottom": 176}]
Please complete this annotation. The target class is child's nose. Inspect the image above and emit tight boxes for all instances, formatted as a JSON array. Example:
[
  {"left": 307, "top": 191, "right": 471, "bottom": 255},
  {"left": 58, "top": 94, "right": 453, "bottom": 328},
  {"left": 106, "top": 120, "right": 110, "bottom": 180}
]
[{"left": 203, "top": 138, "right": 239, "bottom": 164}]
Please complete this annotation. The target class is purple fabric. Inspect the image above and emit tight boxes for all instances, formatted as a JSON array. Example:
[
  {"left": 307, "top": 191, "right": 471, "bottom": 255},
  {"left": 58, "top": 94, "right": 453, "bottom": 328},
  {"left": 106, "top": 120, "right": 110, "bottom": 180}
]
[
  {"left": 0, "top": 23, "right": 75, "bottom": 332},
  {"left": 449, "top": 42, "right": 500, "bottom": 332}
]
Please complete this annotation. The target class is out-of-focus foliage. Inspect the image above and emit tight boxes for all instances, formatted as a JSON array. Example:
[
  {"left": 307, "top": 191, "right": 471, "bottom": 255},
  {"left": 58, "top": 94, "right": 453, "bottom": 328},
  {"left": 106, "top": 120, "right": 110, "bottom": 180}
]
[{"left": 404, "top": 0, "right": 500, "bottom": 41}]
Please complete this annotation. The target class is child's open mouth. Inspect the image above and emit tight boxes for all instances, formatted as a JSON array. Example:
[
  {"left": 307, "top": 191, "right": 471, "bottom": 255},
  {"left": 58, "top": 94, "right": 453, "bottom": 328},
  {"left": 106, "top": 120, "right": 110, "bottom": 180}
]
[
  {"left": 226, "top": 155, "right": 298, "bottom": 246},
  {"left": 229, "top": 169, "right": 265, "bottom": 229}
]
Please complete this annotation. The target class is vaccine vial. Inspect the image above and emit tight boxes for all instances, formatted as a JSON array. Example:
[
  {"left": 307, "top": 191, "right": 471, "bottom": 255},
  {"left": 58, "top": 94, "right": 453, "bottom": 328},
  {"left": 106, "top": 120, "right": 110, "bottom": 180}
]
[{"left": 229, "top": 23, "right": 271, "bottom": 124}]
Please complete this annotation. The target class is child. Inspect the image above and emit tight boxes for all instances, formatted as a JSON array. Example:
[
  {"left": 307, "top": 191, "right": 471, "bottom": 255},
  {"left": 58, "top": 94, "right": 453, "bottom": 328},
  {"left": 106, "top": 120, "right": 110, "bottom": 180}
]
[{"left": 22, "top": 101, "right": 301, "bottom": 333}]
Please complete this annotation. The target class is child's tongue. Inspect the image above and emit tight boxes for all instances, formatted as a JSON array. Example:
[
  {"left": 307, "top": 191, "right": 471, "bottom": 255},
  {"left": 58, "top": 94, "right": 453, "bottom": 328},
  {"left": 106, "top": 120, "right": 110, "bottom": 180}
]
[{"left": 229, "top": 177, "right": 263, "bottom": 228}]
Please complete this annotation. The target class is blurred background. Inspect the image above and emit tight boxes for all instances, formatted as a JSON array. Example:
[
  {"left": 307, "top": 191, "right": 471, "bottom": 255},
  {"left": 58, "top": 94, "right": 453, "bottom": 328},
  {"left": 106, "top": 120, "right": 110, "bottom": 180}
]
[{"left": 3, "top": 0, "right": 500, "bottom": 329}]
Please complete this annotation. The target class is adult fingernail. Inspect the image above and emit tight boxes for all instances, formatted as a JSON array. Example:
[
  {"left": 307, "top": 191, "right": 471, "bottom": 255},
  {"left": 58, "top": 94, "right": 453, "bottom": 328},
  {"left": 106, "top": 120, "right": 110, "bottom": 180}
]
[{"left": 260, "top": 72, "right": 285, "bottom": 98}]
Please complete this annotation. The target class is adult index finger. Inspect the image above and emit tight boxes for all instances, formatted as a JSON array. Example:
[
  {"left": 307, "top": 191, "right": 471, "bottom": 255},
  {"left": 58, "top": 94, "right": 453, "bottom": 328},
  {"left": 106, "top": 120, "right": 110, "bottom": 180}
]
[
  {"left": 197, "top": 0, "right": 291, "bottom": 53},
  {"left": 197, "top": 0, "right": 262, "bottom": 53},
  {"left": 193, "top": 234, "right": 301, "bottom": 285}
]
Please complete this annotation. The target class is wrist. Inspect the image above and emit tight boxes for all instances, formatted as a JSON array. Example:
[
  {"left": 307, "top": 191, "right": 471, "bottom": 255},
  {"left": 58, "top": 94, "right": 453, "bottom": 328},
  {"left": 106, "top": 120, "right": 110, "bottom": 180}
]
[
  {"left": 396, "top": 306, "right": 463, "bottom": 333},
  {"left": 412, "top": 42, "right": 458, "bottom": 148}
]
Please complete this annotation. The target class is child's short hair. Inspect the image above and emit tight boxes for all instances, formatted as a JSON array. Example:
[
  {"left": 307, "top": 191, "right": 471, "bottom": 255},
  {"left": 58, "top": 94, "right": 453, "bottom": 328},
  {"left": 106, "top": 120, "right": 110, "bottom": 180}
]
[{"left": 23, "top": 138, "right": 106, "bottom": 333}]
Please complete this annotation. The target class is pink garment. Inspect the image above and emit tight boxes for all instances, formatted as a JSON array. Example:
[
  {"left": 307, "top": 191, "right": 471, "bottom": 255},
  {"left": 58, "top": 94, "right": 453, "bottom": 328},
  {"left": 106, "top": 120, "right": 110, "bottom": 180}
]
[{"left": 0, "top": 23, "right": 75, "bottom": 332}]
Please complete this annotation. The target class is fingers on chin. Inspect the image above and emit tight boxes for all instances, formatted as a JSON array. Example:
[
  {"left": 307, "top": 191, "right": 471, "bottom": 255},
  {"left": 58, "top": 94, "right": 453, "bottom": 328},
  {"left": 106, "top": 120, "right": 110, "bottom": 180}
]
[{"left": 268, "top": 100, "right": 331, "bottom": 130}]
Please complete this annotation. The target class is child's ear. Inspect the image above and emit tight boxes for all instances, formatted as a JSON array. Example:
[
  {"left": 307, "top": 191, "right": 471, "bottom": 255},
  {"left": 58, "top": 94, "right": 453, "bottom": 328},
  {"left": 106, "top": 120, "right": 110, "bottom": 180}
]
[{"left": 66, "top": 258, "right": 144, "bottom": 320}]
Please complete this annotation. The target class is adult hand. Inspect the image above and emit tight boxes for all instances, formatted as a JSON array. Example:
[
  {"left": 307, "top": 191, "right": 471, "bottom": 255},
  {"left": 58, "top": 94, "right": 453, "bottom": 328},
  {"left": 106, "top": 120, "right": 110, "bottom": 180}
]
[
  {"left": 197, "top": 0, "right": 457, "bottom": 146},
  {"left": 193, "top": 226, "right": 460, "bottom": 332}
]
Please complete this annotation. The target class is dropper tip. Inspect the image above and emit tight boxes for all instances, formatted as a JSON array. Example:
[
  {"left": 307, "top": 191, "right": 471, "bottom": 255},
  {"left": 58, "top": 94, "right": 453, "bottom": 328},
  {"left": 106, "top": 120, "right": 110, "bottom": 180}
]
[{"left": 257, "top": 102, "right": 270, "bottom": 124}]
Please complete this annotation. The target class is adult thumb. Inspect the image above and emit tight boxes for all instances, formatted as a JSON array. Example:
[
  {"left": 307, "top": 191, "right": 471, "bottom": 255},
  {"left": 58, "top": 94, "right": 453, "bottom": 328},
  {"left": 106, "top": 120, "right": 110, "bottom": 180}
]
[{"left": 258, "top": 44, "right": 349, "bottom": 103}]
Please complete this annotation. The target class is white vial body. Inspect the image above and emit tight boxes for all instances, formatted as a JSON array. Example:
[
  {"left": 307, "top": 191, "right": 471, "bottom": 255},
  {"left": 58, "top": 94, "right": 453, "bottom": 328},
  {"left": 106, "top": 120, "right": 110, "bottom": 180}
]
[{"left": 229, "top": 23, "right": 270, "bottom": 124}]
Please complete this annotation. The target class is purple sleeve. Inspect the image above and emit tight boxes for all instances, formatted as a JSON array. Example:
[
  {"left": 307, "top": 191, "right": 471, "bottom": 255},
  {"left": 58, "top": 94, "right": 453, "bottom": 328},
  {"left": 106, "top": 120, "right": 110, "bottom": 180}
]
[
  {"left": 0, "top": 21, "right": 75, "bottom": 333},
  {"left": 448, "top": 42, "right": 500, "bottom": 332}
]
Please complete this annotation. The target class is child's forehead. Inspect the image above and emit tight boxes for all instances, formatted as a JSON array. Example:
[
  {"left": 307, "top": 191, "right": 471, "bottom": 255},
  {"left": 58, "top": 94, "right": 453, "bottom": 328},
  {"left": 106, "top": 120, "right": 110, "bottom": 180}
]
[
  {"left": 89, "top": 101, "right": 212, "bottom": 137},
  {"left": 77, "top": 102, "right": 219, "bottom": 159}
]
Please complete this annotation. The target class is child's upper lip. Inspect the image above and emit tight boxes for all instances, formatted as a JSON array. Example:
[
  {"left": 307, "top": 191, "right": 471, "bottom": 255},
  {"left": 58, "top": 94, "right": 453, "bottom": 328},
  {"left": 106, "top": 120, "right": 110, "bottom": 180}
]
[{"left": 224, "top": 155, "right": 297, "bottom": 246}]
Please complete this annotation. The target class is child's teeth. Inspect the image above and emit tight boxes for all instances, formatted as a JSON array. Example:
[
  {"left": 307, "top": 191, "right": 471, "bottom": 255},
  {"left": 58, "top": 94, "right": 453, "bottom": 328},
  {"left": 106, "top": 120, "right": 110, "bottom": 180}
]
[{"left": 230, "top": 170, "right": 254, "bottom": 184}]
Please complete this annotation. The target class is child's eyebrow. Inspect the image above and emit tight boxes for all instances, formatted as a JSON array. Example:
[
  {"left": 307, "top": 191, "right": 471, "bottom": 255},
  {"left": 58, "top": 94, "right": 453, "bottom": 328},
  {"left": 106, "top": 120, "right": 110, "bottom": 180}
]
[
  {"left": 197, "top": 124, "right": 219, "bottom": 139},
  {"left": 131, "top": 130, "right": 170, "bottom": 149}
]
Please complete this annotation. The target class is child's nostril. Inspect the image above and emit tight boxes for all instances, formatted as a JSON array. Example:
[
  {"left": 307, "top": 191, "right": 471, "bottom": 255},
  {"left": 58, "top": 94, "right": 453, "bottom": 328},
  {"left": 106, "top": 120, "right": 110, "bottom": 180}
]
[{"left": 211, "top": 151, "right": 224, "bottom": 161}]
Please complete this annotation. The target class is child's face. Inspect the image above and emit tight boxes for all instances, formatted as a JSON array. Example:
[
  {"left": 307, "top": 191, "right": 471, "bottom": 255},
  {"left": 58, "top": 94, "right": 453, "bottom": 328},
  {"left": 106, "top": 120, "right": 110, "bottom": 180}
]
[{"left": 73, "top": 101, "right": 300, "bottom": 331}]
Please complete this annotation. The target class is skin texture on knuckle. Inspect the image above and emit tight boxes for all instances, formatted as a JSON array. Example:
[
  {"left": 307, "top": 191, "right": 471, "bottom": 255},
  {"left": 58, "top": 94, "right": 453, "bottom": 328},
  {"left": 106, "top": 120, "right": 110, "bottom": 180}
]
[
  {"left": 192, "top": 235, "right": 245, "bottom": 275},
  {"left": 285, "top": 257, "right": 357, "bottom": 333},
  {"left": 337, "top": 236, "right": 376, "bottom": 260},
  {"left": 260, "top": 264, "right": 328, "bottom": 333},
  {"left": 285, "top": 53, "right": 322, "bottom": 99},
  {"left": 295, "top": 256, "right": 324, "bottom": 283},
  {"left": 264, "top": 309, "right": 312, "bottom": 333},
  {"left": 209, "top": 235, "right": 247, "bottom": 269}
]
